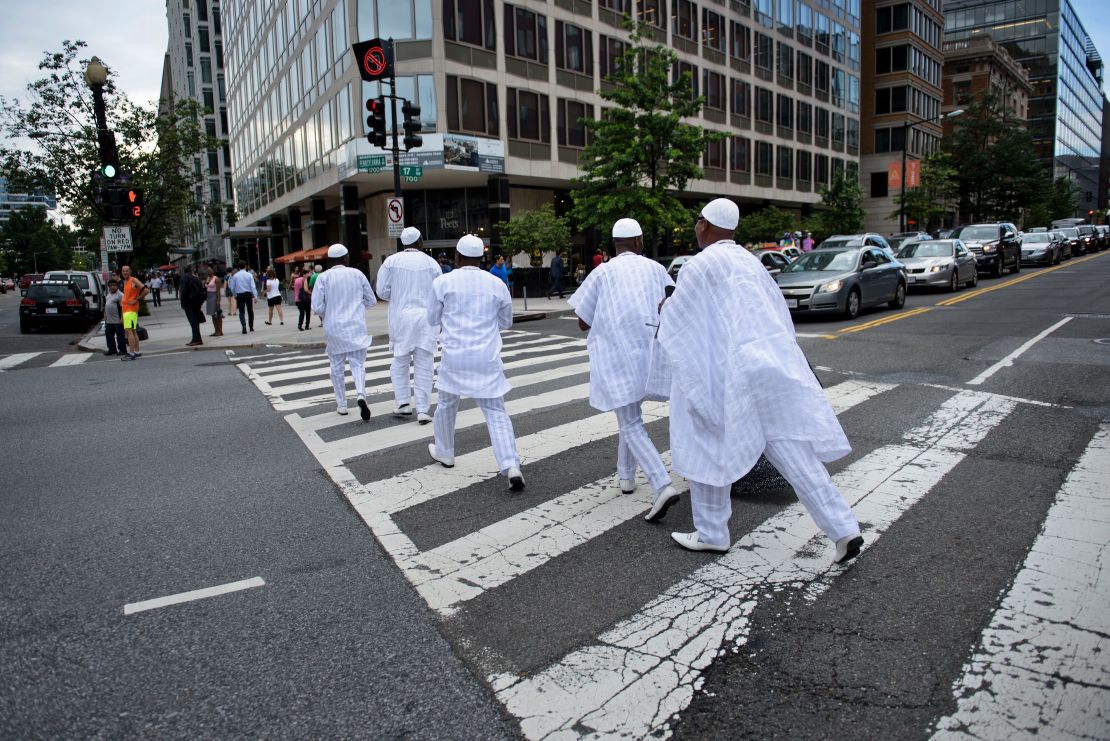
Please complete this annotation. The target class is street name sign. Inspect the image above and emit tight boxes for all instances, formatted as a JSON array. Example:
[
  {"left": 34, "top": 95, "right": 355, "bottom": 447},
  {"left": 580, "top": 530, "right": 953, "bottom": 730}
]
[
  {"left": 358, "top": 154, "right": 386, "bottom": 172},
  {"left": 103, "top": 225, "right": 133, "bottom": 253}
]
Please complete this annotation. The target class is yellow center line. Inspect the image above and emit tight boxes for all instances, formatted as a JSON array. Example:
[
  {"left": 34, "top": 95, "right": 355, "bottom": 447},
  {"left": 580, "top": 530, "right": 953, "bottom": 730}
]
[
  {"left": 937, "top": 250, "right": 1107, "bottom": 306},
  {"left": 838, "top": 306, "right": 933, "bottom": 334}
]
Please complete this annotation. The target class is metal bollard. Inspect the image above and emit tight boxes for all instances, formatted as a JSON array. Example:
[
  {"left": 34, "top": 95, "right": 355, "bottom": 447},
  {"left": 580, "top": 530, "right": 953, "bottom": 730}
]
[{"left": 523, "top": 285, "right": 528, "bottom": 311}]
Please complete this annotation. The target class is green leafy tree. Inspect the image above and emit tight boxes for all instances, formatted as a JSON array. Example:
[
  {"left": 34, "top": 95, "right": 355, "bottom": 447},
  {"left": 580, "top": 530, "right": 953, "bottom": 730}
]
[
  {"left": 736, "top": 206, "right": 796, "bottom": 244},
  {"left": 496, "top": 204, "right": 571, "bottom": 258},
  {"left": 814, "top": 168, "right": 865, "bottom": 235},
  {"left": 0, "top": 40, "right": 221, "bottom": 268},
  {"left": 891, "top": 151, "right": 958, "bottom": 233},
  {"left": 0, "top": 207, "right": 73, "bottom": 274},
  {"left": 571, "top": 25, "right": 724, "bottom": 255}
]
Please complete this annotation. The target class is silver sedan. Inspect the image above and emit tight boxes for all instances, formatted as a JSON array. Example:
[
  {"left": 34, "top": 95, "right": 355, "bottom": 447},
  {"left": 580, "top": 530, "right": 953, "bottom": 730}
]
[{"left": 895, "top": 239, "right": 978, "bottom": 292}]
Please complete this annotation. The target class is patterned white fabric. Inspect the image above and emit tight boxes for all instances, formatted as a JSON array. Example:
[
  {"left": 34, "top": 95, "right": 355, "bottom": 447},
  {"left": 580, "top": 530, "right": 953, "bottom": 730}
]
[
  {"left": 329, "top": 348, "right": 368, "bottom": 409},
  {"left": 311, "top": 265, "right": 377, "bottom": 354},
  {"left": 390, "top": 348, "right": 435, "bottom": 413},
  {"left": 376, "top": 249, "right": 442, "bottom": 356},
  {"left": 568, "top": 251, "right": 673, "bottom": 411},
  {"left": 433, "top": 391, "right": 521, "bottom": 474},
  {"left": 614, "top": 402, "right": 670, "bottom": 494},
  {"left": 428, "top": 266, "right": 513, "bottom": 399},
  {"left": 658, "top": 239, "right": 850, "bottom": 487},
  {"left": 763, "top": 440, "right": 859, "bottom": 541},
  {"left": 688, "top": 481, "right": 732, "bottom": 547}
]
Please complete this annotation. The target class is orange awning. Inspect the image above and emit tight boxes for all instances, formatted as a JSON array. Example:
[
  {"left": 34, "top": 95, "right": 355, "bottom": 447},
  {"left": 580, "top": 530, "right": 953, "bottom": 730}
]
[{"left": 274, "top": 247, "right": 370, "bottom": 264}]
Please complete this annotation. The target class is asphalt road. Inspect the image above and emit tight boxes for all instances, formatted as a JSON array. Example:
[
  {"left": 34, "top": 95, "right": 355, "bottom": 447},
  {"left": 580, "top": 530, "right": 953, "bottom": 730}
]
[
  {"left": 0, "top": 290, "right": 95, "bottom": 354},
  {"left": 2, "top": 251, "right": 1108, "bottom": 738}
]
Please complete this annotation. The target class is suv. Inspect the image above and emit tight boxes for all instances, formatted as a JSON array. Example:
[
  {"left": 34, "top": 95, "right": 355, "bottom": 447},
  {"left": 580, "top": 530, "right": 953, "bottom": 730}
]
[
  {"left": 43, "top": 270, "right": 105, "bottom": 320},
  {"left": 1075, "top": 225, "right": 1101, "bottom": 253},
  {"left": 19, "top": 280, "right": 91, "bottom": 333},
  {"left": 949, "top": 223, "right": 1021, "bottom": 277}
]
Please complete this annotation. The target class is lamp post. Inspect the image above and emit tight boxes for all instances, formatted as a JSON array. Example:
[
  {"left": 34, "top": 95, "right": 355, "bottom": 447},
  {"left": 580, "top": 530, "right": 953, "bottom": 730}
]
[
  {"left": 83, "top": 56, "right": 119, "bottom": 172},
  {"left": 899, "top": 108, "right": 963, "bottom": 232}
]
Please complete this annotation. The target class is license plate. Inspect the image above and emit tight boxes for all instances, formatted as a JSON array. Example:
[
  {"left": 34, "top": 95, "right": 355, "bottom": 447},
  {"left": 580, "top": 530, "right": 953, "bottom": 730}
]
[
  {"left": 45, "top": 308, "right": 58, "bottom": 314},
  {"left": 784, "top": 298, "right": 799, "bottom": 308},
  {"left": 912, "top": 277, "right": 925, "bottom": 283}
]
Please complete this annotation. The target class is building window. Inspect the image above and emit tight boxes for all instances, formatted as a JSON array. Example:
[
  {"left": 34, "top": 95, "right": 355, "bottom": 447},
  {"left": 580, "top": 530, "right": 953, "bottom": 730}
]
[
  {"left": 599, "top": 35, "right": 627, "bottom": 78},
  {"left": 815, "top": 60, "right": 829, "bottom": 93},
  {"left": 183, "top": 13, "right": 191, "bottom": 36},
  {"left": 797, "top": 101, "right": 812, "bottom": 133},
  {"left": 556, "top": 21, "right": 592, "bottom": 74},
  {"left": 703, "top": 9, "right": 725, "bottom": 52},
  {"left": 673, "top": 0, "right": 697, "bottom": 41},
  {"left": 730, "top": 21, "right": 750, "bottom": 62},
  {"left": 775, "top": 0, "right": 792, "bottom": 35},
  {"left": 730, "top": 136, "right": 751, "bottom": 172},
  {"left": 796, "top": 3, "right": 812, "bottom": 40},
  {"left": 197, "top": 0, "right": 207, "bottom": 22},
  {"left": 704, "top": 137, "right": 725, "bottom": 169},
  {"left": 874, "top": 126, "right": 906, "bottom": 153},
  {"left": 777, "top": 42, "right": 794, "bottom": 80},
  {"left": 777, "top": 146, "right": 793, "bottom": 179},
  {"left": 753, "top": 0, "right": 772, "bottom": 28},
  {"left": 638, "top": 0, "right": 664, "bottom": 28},
  {"left": 815, "top": 153, "right": 829, "bottom": 185},
  {"left": 200, "top": 58, "right": 212, "bottom": 84},
  {"left": 876, "top": 45, "right": 909, "bottom": 74},
  {"left": 203, "top": 88, "right": 214, "bottom": 111},
  {"left": 755, "top": 87, "right": 773, "bottom": 124},
  {"left": 847, "top": 118, "right": 859, "bottom": 150},
  {"left": 797, "top": 150, "right": 811, "bottom": 181},
  {"left": 756, "top": 141, "right": 773, "bottom": 176},
  {"left": 731, "top": 78, "right": 751, "bottom": 116},
  {"left": 444, "top": 0, "right": 496, "bottom": 50},
  {"left": 876, "top": 4, "right": 910, "bottom": 33},
  {"left": 797, "top": 51, "right": 812, "bottom": 86},
  {"left": 875, "top": 86, "right": 908, "bottom": 114},
  {"left": 505, "top": 5, "right": 548, "bottom": 63},
  {"left": 600, "top": 0, "right": 632, "bottom": 11},
  {"left": 755, "top": 33, "right": 773, "bottom": 71},
  {"left": 816, "top": 107, "right": 829, "bottom": 139},
  {"left": 777, "top": 94, "right": 794, "bottom": 129},
  {"left": 870, "top": 171, "right": 888, "bottom": 197},
  {"left": 831, "top": 113, "right": 845, "bottom": 146},
  {"left": 446, "top": 75, "right": 499, "bottom": 136},
  {"left": 199, "top": 27, "right": 210, "bottom": 53},
  {"left": 507, "top": 88, "right": 550, "bottom": 143},
  {"left": 703, "top": 70, "right": 725, "bottom": 110},
  {"left": 185, "top": 43, "right": 193, "bottom": 67},
  {"left": 673, "top": 61, "right": 699, "bottom": 98},
  {"left": 558, "top": 99, "right": 593, "bottom": 147}
]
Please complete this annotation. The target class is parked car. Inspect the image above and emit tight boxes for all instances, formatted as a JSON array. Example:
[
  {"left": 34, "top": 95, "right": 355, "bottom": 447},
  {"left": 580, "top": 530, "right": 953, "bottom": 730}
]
[
  {"left": 887, "top": 232, "right": 932, "bottom": 251},
  {"left": 0, "top": 277, "right": 15, "bottom": 294},
  {"left": 1019, "top": 232, "right": 1064, "bottom": 266},
  {"left": 1076, "top": 225, "right": 1102, "bottom": 253},
  {"left": 896, "top": 239, "right": 978, "bottom": 291},
  {"left": 1056, "top": 227, "right": 1084, "bottom": 256},
  {"left": 948, "top": 223, "right": 1021, "bottom": 277},
  {"left": 817, "top": 233, "right": 897, "bottom": 259},
  {"left": 775, "top": 246, "right": 907, "bottom": 319},
  {"left": 19, "top": 273, "right": 45, "bottom": 292},
  {"left": 666, "top": 256, "right": 691, "bottom": 281},
  {"left": 42, "top": 270, "right": 105, "bottom": 320},
  {"left": 757, "top": 250, "right": 793, "bottom": 276},
  {"left": 753, "top": 244, "right": 800, "bottom": 261},
  {"left": 1051, "top": 231, "right": 1074, "bottom": 260},
  {"left": 1098, "top": 225, "right": 1110, "bottom": 250},
  {"left": 19, "top": 280, "right": 91, "bottom": 333}
]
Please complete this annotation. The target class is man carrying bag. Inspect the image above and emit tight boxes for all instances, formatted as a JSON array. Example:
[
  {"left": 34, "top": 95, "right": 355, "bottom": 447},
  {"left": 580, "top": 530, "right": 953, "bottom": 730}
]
[{"left": 181, "top": 266, "right": 207, "bottom": 347}]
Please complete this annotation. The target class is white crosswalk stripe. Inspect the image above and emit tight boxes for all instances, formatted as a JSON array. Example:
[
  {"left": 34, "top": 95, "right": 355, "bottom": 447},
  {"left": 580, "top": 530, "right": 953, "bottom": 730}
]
[
  {"left": 48, "top": 353, "right": 92, "bottom": 367},
  {"left": 0, "top": 352, "right": 44, "bottom": 371},
  {"left": 232, "top": 330, "right": 1104, "bottom": 740}
]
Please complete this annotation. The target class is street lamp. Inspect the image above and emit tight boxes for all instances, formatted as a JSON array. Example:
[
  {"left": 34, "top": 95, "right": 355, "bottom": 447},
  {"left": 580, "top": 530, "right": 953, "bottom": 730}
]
[
  {"left": 899, "top": 108, "right": 964, "bottom": 232},
  {"left": 82, "top": 56, "right": 119, "bottom": 171}
]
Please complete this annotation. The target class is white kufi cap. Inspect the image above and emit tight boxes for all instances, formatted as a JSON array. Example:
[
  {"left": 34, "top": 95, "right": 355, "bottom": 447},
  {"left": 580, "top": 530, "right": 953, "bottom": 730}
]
[
  {"left": 700, "top": 198, "right": 739, "bottom": 230},
  {"left": 611, "top": 218, "right": 643, "bottom": 238},
  {"left": 327, "top": 243, "right": 349, "bottom": 258},
  {"left": 456, "top": 234, "right": 485, "bottom": 257},
  {"left": 400, "top": 226, "right": 421, "bottom": 245}
]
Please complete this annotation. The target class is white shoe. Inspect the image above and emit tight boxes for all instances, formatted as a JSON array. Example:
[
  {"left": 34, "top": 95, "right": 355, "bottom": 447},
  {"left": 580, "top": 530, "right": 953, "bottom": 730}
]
[
  {"left": 644, "top": 485, "right": 679, "bottom": 522},
  {"left": 670, "top": 531, "right": 729, "bottom": 553},
  {"left": 427, "top": 443, "right": 454, "bottom": 468},
  {"left": 336, "top": 406, "right": 348, "bottom": 416},
  {"left": 417, "top": 411, "right": 433, "bottom": 425},
  {"left": 507, "top": 466, "right": 525, "bottom": 491},
  {"left": 834, "top": 534, "right": 864, "bottom": 564},
  {"left": 393, "top": 403, "right": 413, "bottom": 417},
  {"left": 618, "top": 478, "right": 636, "bottom": 494}
]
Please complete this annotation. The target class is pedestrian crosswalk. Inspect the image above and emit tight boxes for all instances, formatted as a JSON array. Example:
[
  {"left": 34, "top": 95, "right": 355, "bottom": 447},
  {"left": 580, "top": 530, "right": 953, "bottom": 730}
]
[
  {"left": 232, "top": 329, "right": 1108, "bottom": 739},
  {"left": 0, "top": 351, "right": 97, "bottom": 371}
]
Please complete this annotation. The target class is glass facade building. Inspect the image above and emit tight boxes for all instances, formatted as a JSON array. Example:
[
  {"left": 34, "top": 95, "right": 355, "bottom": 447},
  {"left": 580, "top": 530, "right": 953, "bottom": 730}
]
[
  {"left": 0, "top": 178, "right": 57, "bottom": 225},
  {"left": 945, "top": 0, "right": 1105, "bottom": 214},
  {"left": 220, "top": 0, "right": 863, "bottom": 276}
]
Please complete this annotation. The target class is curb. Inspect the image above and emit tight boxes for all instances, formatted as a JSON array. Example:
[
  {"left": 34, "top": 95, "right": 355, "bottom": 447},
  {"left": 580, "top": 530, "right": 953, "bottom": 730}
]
[{"left": 512, "top": 312, "right": 547, "bottom": 323}]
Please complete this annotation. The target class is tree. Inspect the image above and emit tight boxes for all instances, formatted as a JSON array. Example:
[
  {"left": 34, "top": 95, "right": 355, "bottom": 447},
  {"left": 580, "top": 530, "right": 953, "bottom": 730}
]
[
  {"left": 496, "top": 204, "right": 571, "bottom": 258},
  {"left": 0, "top": 40, "right": 220, "bottom": 268},
  {"left": 891, "top": 151, "right": 958, "bottom": 233},
  {"left": 571, "top": 24, "right": 724, "bottom": 255},
  {"left": 736, "top": 206, "right": 795, "bottom": 244},
  {"left": 0, "top": 207, "right": 73, "bottom": 274},
  {"left": 814, "top": 168, "right": 865, "bottom": 235}
]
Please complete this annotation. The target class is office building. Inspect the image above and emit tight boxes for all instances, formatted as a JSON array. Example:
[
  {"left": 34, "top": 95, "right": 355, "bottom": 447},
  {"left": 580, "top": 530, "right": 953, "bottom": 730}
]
[
  {"left": 220, "top": 0, "right": 863, "bottom": 278},
  {"left": 941, "top": 34, "right": 1031, "bottom": 122},
  {"left": 944, "top": 0, "right": 1105, "bottom": 217},
  {"left": 162, "top": 0, "right": 234, "bottom": 263},
  {"left": 0, "top": 178, "right": 57, "bottom": 225},
  {"left": 858, "top": 0, "right": 947, "bottom": 235}
]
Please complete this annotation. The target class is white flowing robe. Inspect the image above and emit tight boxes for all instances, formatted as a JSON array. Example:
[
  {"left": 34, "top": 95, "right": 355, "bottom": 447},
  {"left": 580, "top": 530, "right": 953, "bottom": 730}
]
[
  {"left": 427, "top": 266, "right": 514, "bottom": 399},
  {"left": 568, "top": 251, "right": 674, "bottom": 412},
  {"left": 658, "top": 240, "right": 850, "bottom": 487},
  {"left": 310, "top": 265, "right": 377, "bottom": 354},
  {"left": 376, "top": 249, "right": 442, "bottom": 356}
]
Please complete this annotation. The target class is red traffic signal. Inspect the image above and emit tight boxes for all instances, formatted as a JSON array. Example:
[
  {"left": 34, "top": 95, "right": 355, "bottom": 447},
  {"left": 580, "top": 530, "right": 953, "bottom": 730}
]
[{"left": 366, "top": 97, "right": 387, "bottom": 148}]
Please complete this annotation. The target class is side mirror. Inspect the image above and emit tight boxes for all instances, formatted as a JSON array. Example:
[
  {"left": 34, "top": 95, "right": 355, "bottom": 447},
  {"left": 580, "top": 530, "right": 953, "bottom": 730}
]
[
  {"left": 84, "top": 291, "right": 94, "bottom": 297},
  {"left": 861, "top": 260, "right": 877, "bottom": 270}
]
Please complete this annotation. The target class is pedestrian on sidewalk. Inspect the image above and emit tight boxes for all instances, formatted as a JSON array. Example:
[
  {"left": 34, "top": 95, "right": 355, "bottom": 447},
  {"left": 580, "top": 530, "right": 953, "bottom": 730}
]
[
  {"left": 376, "top": 226, "right": 441, "bottom": 424},
  {"left": 427, "top": 234, "right": 525, "bottom": 491},
  {"left": 311, "top": 244, "right": 377, "bottom": 420},
  {"left": 181, "top": 265, "right": 206, "bottom": 346},
  {"left": 657, "top": 198, "right": 863, "bottom": 564},
  {"left": 292, "top": 268, "right": 312, "bottom": 330},
  {"left": 205, "top": 267, "right": 224, "bottom": 337},
  {"left": 170, "top": 272, "right": 180, "bottom": 298},
  {"left": 149, "top": 274, "right": 164, "bottom": 307},
  {"left": 263, "top": 268, "right": 284, "bottom": 326},
  {"left": 226, "top": 260, "right": 257, "bottom": 334},
  {"left": 570, "top": 217, "right": 678, "bottom": 519},
  {"left": 103, "top": 279, "right": 125, "bottom": 355},
  {"left": 489, "top": 254, "right": 511, "bottom": 292},
  {"left": 546, "top": 251, "right": 566, "bottom": 299},
  {"left": 225, "top": 266, "right": 237, "bottom": 317},
  {"left": 119, "top": 265, "right": 147, "bottom": 361}
]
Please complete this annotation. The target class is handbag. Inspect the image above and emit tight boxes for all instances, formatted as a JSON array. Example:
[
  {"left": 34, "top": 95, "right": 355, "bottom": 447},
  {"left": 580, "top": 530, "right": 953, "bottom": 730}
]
[{"left": 137, "top": 325, "right": 149, "bottom": 341}]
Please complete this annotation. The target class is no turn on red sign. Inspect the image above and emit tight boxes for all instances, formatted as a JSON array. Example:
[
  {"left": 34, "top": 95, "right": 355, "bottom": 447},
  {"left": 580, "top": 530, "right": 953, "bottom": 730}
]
[{"left": 386, "top": 198, "right": 404, "bottom": 238}]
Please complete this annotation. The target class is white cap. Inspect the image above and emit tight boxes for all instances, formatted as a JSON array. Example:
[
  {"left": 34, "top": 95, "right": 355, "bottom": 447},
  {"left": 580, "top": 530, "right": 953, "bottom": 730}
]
[
  {"left": 700, "top": 198, "right": 739, "bottom": 230},
  {"left": 456, "top": 234, "right": 485, "bottom": 257},
  {"left": 611, "top": 218, "right": 643, "bottom": 238},
  {"left": 327, "top": 243, "right": 348, "bottom": 258},
  {"left": 314, "top": 265, "right": 323, "bottom": 272},
  {"left": 400, "top": 227, "right": 421, "bottom": 246}
]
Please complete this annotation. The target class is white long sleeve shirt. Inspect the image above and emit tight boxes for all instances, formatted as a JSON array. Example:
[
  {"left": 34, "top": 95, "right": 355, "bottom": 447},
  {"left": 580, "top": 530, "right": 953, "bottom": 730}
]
[
  {"left": 376, "top": 249, "right": 442, "bottom": 357},
  {"left": 568, "top": 251, "right": 674, "bottom": 411},
  {"left": 427, "top": 266, "right": 514, "bottom": 399},
  {"left": 658, "top": 240, "right": 850, "bottom": 486},
  {"left": 311, "top": 264, "right": 377, "bottom": 354}
]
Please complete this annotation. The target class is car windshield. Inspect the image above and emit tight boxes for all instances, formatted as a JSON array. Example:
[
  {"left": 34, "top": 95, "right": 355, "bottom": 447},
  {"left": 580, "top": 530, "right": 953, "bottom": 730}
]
[
  {"left": 898, "top": 242, "right": 952, "bottom": 258},
  {"left": 784, "top": 249, "right": 858, "bottom": 272},
  {"left": 28, "top": 285, "right": 75, "bottom": 300},
  {"left": 1059, "top": 228, "right": 1079, "bottom": 238},
  {"left": 954, "top": 226, "right": 998, "bottom": 240},
  {"left": 1022, "top": 234, "right": 1050, "bottom": 243},
  {"left": 818, "top": 238, "right": 863, "bottom": 249}
]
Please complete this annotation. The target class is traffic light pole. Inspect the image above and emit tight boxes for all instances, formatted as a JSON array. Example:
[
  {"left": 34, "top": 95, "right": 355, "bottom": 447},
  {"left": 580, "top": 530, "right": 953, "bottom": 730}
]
[{"left": 387, "top": 39, "right": 402, "bottom": 199}]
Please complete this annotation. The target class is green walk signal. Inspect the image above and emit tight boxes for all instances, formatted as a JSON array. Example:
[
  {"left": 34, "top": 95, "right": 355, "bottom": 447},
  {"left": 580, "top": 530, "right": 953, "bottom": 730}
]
[{"left": 99, "top": 164, "right": 117, "bottom": 179}]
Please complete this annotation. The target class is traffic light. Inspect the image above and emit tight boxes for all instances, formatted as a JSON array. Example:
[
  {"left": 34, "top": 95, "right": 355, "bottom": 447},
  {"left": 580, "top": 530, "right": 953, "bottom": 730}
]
[
  {"left": 402, "top": 99, "right": 422, "bottom": 151},
  {"left": 126, "top": 188, "right": 144, "bottom": 220},
  {"left": 98, "top": 163, "right": 117, "bottom": 179},
  {"left": 366, "top": 96, "right": 387, "bottom": 147}
]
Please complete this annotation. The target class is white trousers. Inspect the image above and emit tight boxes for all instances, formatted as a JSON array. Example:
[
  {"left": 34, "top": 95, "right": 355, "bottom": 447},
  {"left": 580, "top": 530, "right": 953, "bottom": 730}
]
[
  {"left": 689, "top": 439, "right": 859, "bottom": 547},
  {"left": 614, "top": 402, "right": 670, "bottom": 493},
  {"left": 390, "top": 349, "right": 434, "bottom": 413},
  {"left": 328, "top": 348, "right": 367, "bottom": 409},
  {"left": 433, "top": 391, "right": 520, "bottom": 474}
]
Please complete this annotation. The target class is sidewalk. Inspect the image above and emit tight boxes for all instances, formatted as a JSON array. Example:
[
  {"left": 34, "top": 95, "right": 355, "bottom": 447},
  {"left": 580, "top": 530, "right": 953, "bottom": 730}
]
[{"left": 78, "top": 292, "right": 577, "bottom": 355}]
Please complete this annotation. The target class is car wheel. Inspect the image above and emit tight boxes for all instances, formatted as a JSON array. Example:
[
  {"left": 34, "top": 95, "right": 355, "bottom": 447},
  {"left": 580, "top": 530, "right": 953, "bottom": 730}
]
[
  {"left": 888, "top": 281, "right": 906, "bottom": 309},
  {"left": 969, "top": 270, "right": 979, "bottom": 288},
  {"left": 1012, "top": 253, "right": 1020, "bottom": 273},
  {"left": 844, "top": 289, "right": 861, "bottom": 319},
  {"left": 992, "top": 259, "right": 1004, "bottom": 278},
  {"left": 948, "top": 271, "right": 959, "bottom": 292}
]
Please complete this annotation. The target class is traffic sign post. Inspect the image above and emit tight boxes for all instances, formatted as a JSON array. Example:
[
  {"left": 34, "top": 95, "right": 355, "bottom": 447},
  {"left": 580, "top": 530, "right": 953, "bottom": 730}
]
[
  {"left": 386, "top": 198, "right": 404, "bottom": 238},
  {"left": 103, "top": 225, "right": 133, "bottom": 253}
]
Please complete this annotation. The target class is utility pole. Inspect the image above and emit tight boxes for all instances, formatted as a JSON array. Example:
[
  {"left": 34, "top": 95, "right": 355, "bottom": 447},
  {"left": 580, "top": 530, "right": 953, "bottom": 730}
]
[{"left": 386, "top": 39, "right": 402, "bottom": 199}]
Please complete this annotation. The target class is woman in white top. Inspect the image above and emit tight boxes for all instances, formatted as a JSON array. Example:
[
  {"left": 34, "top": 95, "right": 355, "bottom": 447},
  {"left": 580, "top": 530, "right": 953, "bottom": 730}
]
[{"left": 263, "top": 268, "right": 284, "bottom": 325}]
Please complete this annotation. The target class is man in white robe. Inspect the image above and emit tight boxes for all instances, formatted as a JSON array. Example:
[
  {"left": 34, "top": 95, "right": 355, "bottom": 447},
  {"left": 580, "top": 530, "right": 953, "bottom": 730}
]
[
  {"left": 569, "top": 217, "right": 679, "bottom": 521},
  {"left": 311, "top": 244, "right": 377, "bottom": 420},
  {"left": 658, "top": 198, "right": 864, "bottom": 564},
  {"left": 376, "top": 226, "right": 441, "bottom": 424},
  {"left": 427, "top": 235, "right": 524, "bottom": 491}
]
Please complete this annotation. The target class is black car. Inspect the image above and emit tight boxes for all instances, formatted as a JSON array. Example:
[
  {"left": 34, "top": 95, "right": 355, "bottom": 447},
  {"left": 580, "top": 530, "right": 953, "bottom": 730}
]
[
  {"left": 19, "top": 281, "right": 91, "bottom": 334},
  {"left": 1076, "top": 225, "right": 1102, "bottom": 253},
  {"left": 949, "top": 223, "right": 1021, "bottom": 277}
]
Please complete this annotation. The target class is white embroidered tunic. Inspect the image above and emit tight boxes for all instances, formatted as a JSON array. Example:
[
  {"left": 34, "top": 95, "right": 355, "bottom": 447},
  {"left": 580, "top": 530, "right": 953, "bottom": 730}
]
[
  {"left": 310, "top": 265, "right": 377, "bottom": 354},
  {"left": 376, "top": 249, "right": 442, "bottom": 356}
]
